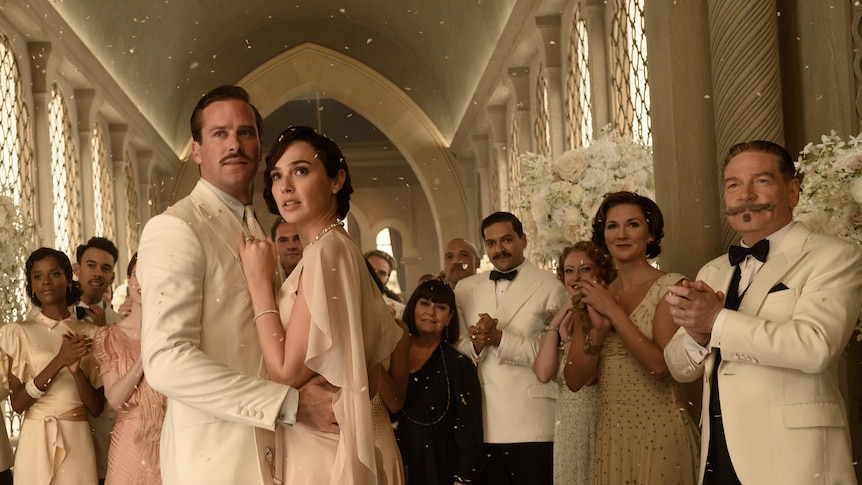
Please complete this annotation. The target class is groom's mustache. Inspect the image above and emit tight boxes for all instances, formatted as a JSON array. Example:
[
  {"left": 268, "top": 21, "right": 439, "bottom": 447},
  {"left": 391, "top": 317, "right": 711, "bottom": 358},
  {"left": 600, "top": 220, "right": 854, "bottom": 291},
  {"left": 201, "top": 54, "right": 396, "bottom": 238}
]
[{"left": 724, "top": 201, "right": 776, "bottom": 216}]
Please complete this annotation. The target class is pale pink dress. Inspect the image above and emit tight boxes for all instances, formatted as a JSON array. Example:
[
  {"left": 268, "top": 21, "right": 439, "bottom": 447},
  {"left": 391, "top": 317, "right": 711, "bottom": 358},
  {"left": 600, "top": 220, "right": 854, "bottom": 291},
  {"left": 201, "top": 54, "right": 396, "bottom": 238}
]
[{"left": 93, "top": 325, "right": 165, "bottom": 485}]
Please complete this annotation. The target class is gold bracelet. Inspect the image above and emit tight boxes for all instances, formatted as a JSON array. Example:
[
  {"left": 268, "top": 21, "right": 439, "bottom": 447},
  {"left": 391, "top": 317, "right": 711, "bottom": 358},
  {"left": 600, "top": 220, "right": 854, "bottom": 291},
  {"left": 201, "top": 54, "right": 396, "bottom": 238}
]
[
  {"left": 583, "top": 330, "right": 603, "bottom": 355},
  {"left": 558, "top": 336, "right": 573, "bottom": 350},
  {"left": 253, "top": 309, "right": 279, "bottom": 324}
]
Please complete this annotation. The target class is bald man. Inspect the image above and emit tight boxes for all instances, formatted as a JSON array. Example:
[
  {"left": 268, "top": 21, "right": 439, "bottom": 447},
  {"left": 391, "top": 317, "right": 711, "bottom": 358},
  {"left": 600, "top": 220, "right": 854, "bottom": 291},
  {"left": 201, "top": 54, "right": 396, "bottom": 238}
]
[{"left": 443, "top": 238, "right": 481, "bottom": 287}]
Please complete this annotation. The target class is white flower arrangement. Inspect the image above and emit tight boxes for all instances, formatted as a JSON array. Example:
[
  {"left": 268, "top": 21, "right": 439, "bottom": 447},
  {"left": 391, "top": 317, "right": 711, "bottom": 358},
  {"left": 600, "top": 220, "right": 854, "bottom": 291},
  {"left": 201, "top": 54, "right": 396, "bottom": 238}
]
[
  {"left": 0, "top": 191, "right": 36, "bottom": 325},
  {"left": 794, "top": 131, "right": 862, "bottom": 339},
  {"left": 514, "top": 127, "right": 654, "bottom": 264}
]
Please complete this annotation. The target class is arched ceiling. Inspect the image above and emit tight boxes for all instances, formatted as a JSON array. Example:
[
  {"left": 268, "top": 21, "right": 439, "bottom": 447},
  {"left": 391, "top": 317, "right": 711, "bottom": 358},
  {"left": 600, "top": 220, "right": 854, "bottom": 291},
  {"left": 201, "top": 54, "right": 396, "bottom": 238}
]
[{"left": 41, "top": 0, "right": 532, "bottom": 153}]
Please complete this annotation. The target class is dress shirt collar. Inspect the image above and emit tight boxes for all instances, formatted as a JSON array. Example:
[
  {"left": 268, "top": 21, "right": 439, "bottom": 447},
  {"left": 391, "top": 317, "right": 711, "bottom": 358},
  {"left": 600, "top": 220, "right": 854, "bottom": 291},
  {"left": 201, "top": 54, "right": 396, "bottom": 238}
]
[
  {"left": 200, "top": 179, "right": 245, "bottom": 223},
  {"left": 33, "top": 311, "right": 76, "bottom": 331},
  {"left": 739, "top": 221, "right": 794, "bottom": 254}
]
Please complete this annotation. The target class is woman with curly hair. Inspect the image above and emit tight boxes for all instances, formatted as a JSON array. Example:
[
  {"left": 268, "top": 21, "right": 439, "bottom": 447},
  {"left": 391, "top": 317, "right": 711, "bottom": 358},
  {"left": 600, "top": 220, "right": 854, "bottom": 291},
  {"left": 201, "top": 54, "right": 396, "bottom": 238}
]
[
  {"left": 564, "top": 192, "right": 699, "bottom": 485},
  {"left": 0, "top": 247, "right": 103, "bottom": 484},
  {"left": 533, "top": 240, "right": 615, "bottom": 484}
]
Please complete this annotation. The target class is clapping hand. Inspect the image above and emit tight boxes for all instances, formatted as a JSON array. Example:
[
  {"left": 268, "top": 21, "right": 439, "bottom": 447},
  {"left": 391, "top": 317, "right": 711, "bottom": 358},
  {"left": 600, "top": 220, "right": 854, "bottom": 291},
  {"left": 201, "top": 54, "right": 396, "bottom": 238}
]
[{"left": 59, "top": 333, "right": 91, "bottom": 373}]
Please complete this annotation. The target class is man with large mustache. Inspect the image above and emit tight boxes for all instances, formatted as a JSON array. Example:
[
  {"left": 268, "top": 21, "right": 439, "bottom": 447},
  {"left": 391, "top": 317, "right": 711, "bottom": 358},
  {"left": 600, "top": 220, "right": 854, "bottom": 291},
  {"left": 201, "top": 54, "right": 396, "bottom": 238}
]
[
  {"left": 453, "top": 212, "right": 567, "bottom": 485},
  {"left": 664, "top": 140, "right": 862, "bottom": 485}
]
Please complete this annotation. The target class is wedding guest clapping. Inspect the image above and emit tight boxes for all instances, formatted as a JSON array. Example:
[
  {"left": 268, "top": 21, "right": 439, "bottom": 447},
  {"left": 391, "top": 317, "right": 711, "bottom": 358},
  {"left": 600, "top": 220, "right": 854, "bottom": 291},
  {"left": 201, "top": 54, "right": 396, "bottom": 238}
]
[
  {"left": 563, "top": 192, "right": 699, "bottom": 485},
  {"left": 0, "top": 248, "right": 103, "bottom": 484},
  {"left": 93, "top": 253, "right": 166, "bottom": 484},
  {"left": 533, "top": 241, "right": 615, "bottom": 485}
]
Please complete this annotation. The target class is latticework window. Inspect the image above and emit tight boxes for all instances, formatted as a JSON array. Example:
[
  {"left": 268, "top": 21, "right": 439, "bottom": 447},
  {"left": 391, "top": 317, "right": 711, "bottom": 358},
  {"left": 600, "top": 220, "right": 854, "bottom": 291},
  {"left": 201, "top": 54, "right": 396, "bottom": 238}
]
[
  {"left": 48, "top": 84, "right": 83, "bottom": 259},
  {"left": 0, "top": 31, "right": 35, "bottom": 329},
  {"left": 91, "top": 122, "right": 116, "bottom": 241},
  {"left": 532, "top": 67, "right": 552, "bottom": 158},
  {"left": 565, "top": 6, "right": 593, "bottom": 149},
  {"left": 0, "top": 32, "right": 35, "bottom": 219},
  {"left": 124, "top": 154, "right": 141, "bottom": 257},
  {"left": 610, "top": 0, "right": 651, "bottom": 145}
]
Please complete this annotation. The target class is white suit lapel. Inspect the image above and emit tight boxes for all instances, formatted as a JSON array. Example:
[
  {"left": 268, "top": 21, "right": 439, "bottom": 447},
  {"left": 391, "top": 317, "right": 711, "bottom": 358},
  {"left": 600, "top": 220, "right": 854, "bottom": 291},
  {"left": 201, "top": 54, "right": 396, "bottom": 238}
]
[
  {"left": 494, "top": 263, "right": 540, "bottom": 330},
  {"left": 739, "top": 224, "right": 807, "bottom": 315}
]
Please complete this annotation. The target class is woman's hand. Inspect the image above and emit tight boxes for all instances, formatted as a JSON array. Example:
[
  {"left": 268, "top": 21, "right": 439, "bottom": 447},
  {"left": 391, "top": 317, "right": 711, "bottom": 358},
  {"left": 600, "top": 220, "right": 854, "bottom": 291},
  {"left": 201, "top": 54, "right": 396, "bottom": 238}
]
[
  {"left": 58, "top": 333, "right": 91, "bottom": 372},
  {"left": 587, "top": 304, "right": 612, "bottom": 333},
  {"left": 578, "top": 280, "right": 619, "bottom": 319},
  {"left": 238, "top": 233, "right": 278, "bottom": 289},
  {"left": 558, "top": 309, "right": 575, "bottom": 340}
]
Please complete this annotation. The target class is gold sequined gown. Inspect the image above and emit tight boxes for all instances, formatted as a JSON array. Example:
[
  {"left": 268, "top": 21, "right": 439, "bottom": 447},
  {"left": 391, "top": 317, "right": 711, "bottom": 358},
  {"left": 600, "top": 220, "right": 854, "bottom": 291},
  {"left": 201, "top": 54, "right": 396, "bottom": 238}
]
[{"left": 594, "top": 273, "right": 699, "bottom": 485}]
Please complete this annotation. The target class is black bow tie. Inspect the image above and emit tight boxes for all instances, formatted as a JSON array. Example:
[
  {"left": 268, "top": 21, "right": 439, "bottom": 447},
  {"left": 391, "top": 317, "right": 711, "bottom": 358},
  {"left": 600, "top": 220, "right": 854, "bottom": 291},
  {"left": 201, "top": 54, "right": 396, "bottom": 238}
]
[
  {"left": 75, "top": 305, "right": 87, "bottom": 320},
  {"left": 728, "top": 239, "right": 769, "bottom": 266},
  {"left": 489, "top": 270, "right": 518, "bottom": 281}
]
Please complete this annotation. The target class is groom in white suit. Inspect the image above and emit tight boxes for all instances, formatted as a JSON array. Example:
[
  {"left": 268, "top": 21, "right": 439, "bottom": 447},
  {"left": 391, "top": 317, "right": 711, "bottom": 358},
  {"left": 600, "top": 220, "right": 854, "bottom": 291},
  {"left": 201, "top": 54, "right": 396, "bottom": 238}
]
[
  {"left": 664, "top": 140, "right": 862, "bottom": 485},
  {"left": 454, "top": 212, "right": 568, "bottom": 485},
  {"left": 139, "top": 85, "right": 336, "bottom": 485}
]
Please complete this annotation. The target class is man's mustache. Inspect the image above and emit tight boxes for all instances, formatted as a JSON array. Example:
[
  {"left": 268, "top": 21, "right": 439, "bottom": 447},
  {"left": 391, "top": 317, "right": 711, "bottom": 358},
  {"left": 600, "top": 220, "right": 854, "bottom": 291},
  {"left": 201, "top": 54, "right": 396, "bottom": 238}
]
[
  {"left": 220, "top": 154, "right": 254, "bottom": 165},
  {"left": 492, "top": 252, "right": 512, "bottom": 260},
  {"left": 725, "top": 201, "right": 775, "bottom": 216}
]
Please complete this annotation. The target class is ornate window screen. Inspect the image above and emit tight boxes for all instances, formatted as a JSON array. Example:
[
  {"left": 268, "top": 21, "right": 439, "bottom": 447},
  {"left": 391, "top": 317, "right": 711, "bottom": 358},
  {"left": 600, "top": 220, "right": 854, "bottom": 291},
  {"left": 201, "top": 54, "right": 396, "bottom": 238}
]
[
  {"left": 91, "top": 122, "right": 116, "bottom": 241},
  {"left": 533, "top": 68, "right": 552, "bottom": 158},
  {"left": 565, "top": 6, "right": 593, "bottom": 150},
  {"left": 48, "top": 84, "right": 83, "bottom": 258},
  {"left": 610, "top": 0, "right": 651, "bottom": 145},
  {"left": 124, "top": 153, "right": 141, "bottom": 257},
  {"left": 0, "top": 33, "right": 35, "bottom": 219}
]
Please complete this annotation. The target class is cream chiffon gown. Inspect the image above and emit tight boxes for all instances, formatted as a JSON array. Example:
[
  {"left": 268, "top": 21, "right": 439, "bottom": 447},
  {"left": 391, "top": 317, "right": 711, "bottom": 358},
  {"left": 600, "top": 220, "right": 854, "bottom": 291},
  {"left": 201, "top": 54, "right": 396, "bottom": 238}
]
[{"left": 273, "top": 230, "right": 404, "bottom": 485}]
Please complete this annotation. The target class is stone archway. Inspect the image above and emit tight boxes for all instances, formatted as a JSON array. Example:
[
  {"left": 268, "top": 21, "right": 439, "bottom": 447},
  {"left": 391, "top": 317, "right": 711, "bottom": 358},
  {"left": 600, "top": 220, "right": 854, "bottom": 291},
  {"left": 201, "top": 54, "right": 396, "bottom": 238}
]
[{"left": 239, "top": 43, "right": 470, "bottom": 251}]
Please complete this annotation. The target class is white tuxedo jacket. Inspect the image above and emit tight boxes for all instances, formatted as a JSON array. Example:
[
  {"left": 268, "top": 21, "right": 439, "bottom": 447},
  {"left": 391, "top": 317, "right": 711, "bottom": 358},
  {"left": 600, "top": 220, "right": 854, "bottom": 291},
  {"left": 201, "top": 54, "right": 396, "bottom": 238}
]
[
  {"left": 665, "top": 223, "right": 862, "bottom": 485},
  {"left": 139, "top": 181, "right": 289, "bottom": 485},
  {"left": 454, "top": 261, "right": 568, "bottom": 443}
]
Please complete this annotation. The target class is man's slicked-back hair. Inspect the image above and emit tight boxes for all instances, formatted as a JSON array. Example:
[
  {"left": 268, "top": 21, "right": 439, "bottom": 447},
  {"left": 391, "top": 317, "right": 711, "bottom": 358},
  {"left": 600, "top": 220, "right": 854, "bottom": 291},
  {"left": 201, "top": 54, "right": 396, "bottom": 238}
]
[
  {"left": 190, "top": 85, "right": 263, "bottom": 144},
  {"left": 481, "top": 211, "right": 524, "bottom": 238},
  {"left": 722, "top": 140, "right": 796, "bottom": 181}
]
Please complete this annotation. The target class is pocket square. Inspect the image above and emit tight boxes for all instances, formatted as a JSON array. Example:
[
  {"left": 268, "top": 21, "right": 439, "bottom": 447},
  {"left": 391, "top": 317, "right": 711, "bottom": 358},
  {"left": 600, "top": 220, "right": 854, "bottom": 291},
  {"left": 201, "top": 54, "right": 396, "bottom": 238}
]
[{"left": 768, "top": 282, "right": 789, "bottom": 294}]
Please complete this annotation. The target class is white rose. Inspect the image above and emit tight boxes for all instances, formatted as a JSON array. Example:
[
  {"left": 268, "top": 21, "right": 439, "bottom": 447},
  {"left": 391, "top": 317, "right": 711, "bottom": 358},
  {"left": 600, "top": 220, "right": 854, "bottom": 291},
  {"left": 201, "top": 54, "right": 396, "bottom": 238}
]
[
  {"left": 554, "top": 150, "right": 589, "bottom": 183},
  {"left": 849, "top": 176, "right": 862, "bottom": 204}
]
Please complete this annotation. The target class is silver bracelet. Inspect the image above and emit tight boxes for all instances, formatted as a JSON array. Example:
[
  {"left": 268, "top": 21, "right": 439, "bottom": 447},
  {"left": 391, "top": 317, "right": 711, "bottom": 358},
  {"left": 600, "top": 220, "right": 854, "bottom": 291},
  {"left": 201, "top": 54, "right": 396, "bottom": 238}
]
[
  {"left": 253, "top": 309, "right": 279, "bottom": 324},
  {"left": 544, "top": 325, "right": 560, "bottom": 333},
  {"left": 25, "top": 379, "right": 46, "bottom": 400},
  {"left": 559, "top": 336, "right": 573, "bottom": 350}
]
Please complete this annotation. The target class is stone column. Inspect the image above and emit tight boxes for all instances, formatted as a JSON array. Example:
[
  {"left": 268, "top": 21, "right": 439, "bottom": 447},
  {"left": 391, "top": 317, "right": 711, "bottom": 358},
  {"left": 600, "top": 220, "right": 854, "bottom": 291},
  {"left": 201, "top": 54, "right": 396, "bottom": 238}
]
[
  {"left": 28, "top": 42, "right": 52, "bottom": 247},
  {"left": 645, "top": 0, "right": 722, "bottom": 280},
  {"left": 536, "top": 15, "right": 565, "bottom": 158},
  {"left": 708, "top": 0, "right": 784, "bottom": 248},
  {"left": 75, "top": 89, "right": 96, "bottom": 237}
]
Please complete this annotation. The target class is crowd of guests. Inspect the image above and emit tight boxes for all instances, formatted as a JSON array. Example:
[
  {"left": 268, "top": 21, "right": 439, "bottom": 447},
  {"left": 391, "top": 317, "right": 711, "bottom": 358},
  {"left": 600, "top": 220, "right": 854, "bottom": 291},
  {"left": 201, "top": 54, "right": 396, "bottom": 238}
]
[{"left": 1, "top": 84, "right": 859, "bottom": 485}]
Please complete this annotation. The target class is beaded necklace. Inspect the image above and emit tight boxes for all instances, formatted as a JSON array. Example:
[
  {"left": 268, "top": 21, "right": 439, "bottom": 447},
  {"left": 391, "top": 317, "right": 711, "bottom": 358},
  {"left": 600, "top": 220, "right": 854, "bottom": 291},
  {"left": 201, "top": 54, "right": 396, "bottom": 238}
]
[{"left": 307, "top": 219, "right": 343, "bottom": 247}]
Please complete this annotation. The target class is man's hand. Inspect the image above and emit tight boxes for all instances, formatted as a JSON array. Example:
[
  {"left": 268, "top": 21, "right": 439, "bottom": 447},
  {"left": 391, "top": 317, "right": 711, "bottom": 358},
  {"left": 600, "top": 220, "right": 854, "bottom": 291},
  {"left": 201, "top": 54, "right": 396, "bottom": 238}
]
[
  {"left": 84, "top": 304, "right": 107, "bottom": 326},
  {"left": 118, "top": 298, "right": 132, "bottom": 318},
  {"left": 296, "top": 375, "right": 338, "bottom": 434},
  {"left": 468, "top": 313, "right": 502, "bottom": 352},
  {"left": 665, "top": 280, "right": 724, "bottom": 346}
]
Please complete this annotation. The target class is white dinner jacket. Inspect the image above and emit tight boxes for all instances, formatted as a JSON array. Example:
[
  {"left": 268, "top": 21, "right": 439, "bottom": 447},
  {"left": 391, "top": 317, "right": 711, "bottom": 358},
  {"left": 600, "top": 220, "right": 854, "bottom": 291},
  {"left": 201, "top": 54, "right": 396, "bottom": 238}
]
[
  {"left": 454, "top": 261, "right": 568, "bottom": 443},
  {"left": 139, "top": 181, "right": 289, "bottom": 485},
  {"left": 665, "top": 223, "right": 862, "bottom": 485}
]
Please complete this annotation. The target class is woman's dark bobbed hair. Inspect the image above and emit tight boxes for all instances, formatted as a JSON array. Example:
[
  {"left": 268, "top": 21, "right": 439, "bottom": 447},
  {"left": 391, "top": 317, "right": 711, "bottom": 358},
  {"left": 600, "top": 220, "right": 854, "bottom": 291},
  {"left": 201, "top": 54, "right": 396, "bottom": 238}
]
[{"left": 263, "top": 125, "right": 354, "bottom": 219}]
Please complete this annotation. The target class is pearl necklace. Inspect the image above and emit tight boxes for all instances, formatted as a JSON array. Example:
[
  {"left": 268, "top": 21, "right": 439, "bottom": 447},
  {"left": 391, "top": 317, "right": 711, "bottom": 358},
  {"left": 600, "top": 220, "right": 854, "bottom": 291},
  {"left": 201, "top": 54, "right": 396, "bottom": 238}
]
[{"left": 308, "top": 219, "right": 343, "bottom": 246}]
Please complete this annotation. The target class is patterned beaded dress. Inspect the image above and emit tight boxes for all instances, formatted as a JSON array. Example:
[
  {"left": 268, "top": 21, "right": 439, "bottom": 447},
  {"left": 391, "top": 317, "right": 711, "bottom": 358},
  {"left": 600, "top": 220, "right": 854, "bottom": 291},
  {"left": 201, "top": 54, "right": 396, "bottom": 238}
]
[
  {"left": 594, "top": 273, "right": 699, "bottom": 484},
  {"left": 93, "top": 324, "right": 166, "bottom": 484}
]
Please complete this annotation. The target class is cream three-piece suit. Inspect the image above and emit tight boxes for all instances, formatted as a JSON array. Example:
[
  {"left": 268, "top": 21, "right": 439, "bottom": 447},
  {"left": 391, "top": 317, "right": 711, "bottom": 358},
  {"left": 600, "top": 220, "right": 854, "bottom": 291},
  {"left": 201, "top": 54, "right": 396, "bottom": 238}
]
[
  {"left": 454, "top": 261, "right": 568, "bottom": 443},
  {"left": 665, "top": 223, "right": 862, "bottom": 484},
  {"left": 139, "top": 181, "right": 290, "bottom": 485}
]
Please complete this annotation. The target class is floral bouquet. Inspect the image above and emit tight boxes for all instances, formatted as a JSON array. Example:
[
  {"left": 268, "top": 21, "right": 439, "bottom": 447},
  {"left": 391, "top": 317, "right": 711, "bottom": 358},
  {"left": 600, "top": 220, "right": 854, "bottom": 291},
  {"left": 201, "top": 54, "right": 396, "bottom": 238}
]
[
  {"left": 0, "top": 192, "right": 36, "bottom": 325},
  {"left": 794, "top": 131, "right": 862, "bottom": 339},
  {"left": 514, "top": 127, "right": 654, "bottom": 265}
]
